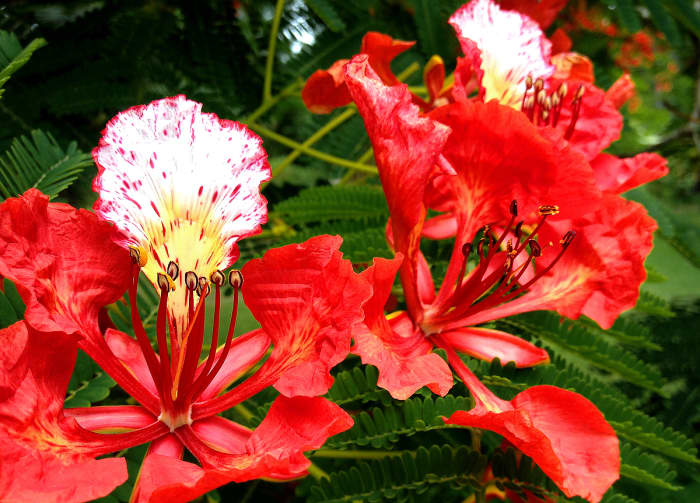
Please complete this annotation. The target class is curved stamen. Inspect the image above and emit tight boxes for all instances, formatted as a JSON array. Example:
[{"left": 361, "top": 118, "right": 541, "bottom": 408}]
[
  {"left": 128, "top": 265, "right": 162, "bottom": 394},
  {"left": 191, "top": 270, "right": 242, "bottom": 401},
  {"left": 155, "top": 275, "right": 174, "bottom": 412},
  {"left": 170, "top": 291, "right": 207, "bottom": 402}
]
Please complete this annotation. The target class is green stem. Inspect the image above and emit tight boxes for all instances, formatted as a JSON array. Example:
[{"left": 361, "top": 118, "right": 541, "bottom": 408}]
[
  {"left": 272, "top": 108, "right": 357, "bottom": 179},
  {"left": 307, "top": 463, "right": 329, "bottom": 480},
  {"left": 233, "top": 402, "right": 254, "bottom": 423},
  {"left": 250, "top": 122, "right": 377, "bottom": 174},
  {"left": 312, "top": 449, "right": 404, "bottom": 459},
  {"left": 263, "top": 0, "right": 286, "bottom": 102},
  {"left": 247, "top": 80, "right": 300, "bottom": 124}
]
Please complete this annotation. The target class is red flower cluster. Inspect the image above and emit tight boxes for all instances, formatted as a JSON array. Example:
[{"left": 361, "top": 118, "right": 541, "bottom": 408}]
[
  {"left": 302, "top": 0, "right": 668, "bottom": 501},
  {"left": 0, "top": 97, "right": 372, "bottom": 502}
]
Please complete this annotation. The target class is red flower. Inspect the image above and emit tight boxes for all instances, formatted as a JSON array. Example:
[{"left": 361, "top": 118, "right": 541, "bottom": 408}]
[
  {"left": 0, "top": 97, "right": 370, "bottom": 502},
  {"left": 344, "top": 55, "right": 621, "bottom": 502}
]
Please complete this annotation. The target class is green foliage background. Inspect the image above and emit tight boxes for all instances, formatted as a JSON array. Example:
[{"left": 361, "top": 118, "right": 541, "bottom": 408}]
[{"left": 0, "top": 0, "right": 698, "bottom": 502}]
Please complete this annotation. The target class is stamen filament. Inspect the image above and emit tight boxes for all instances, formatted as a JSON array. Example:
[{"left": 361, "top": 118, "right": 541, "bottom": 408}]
[
  {"left": 128, "top": 266, "right": 162, "bottom": 394},
  {"left": 171, "top": 293, "right": 206, "bottom": 401}
]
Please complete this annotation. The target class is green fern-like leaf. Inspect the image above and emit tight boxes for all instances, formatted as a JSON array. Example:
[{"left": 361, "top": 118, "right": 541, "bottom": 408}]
[
  {"left": 0, "top": 130, "right": 92, "bottom": 199},
  {"left": 305, "top": 0, "right": 347, "bottom": 32},
  {"left": 0, "top": 278, "right": 25, "bottom": 329},
  {"left": 308, "top": 445, "right": 487, "bottom": 502},
  {"left": 273, "top": 185, "right": 388, "bottom": 224},
  {"left": 620, "top": 443, "right": 680, "bottom": 491},
  {"left": 635, "top": 290, "right": 675, "bottom": 317},
  {"left": 65, "top": 351, "right": 117, "bottom": 408},
  {"left": 326, "top": 395, "right": 473, "bottom": 449},
  {"left": 326, "top": 365, "right": 393, "bottom": 406},
  {"left": 498, "top": 312, "right": 667, "bottom": 393},
  {"left": 0, "top": 31, "right": 47, "bottom": 98}
]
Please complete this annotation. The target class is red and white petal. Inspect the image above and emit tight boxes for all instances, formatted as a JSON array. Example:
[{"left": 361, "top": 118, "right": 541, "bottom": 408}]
[
  {"left": 449, "top": 0, "right": 554, "bottom": 108},
  {"left": 440, "top": 326, "right": 549, "bottom": 367},
  {"left": 93, "top": 95, "right": 270, "bottom": 331}
]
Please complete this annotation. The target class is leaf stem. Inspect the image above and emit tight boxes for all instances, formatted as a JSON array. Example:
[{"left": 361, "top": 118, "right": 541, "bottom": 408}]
[
  {"left": 272, "top": 108, "right": 357, "bottom": 179},
  {"left": 263, "top": 0, "right": 286, "bottom": 102},
  {"left": 249, "top": 122, "right": 378, "bottom": 174},
  {"left": 307, "top": 463, "right": 329, "bottom": 480},
  {"left": 311, "top": 449, "right": 404, "bottom": 459}
]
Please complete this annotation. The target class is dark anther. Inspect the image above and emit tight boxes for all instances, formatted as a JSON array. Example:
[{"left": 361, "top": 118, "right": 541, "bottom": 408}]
[
  {"left": 129, "top": 246, "right": 146, "bottom": 267},
  {"left": 198, "top": 277, "right": 208, "bottom": 291},
  {"left": 210, "top": 270, "right": 225, "bottom": 286},
  {"left": 167, "top": 261, "right": 179, "bottom": 281},
  {"left": 529, "top": 239, "right": 541, "bottom": 257},
  {"left": 185, "top": 271, "right": 198, "bottom": 290},
  {"left": 536, "top": 89, "right": 546, "bottom": 106},
  {"left": 505, "top": 254, "right": 514, "bottom": 271},
  {"left": 509, "top": 200, "right": 518, "bottom": 217},
  {"left": 534, "top": 78, "right": 544, "bottom": 92},
  {"left": 538, "top": 205, "right": 560, "bottom": 216},
  {"left": 514, "top": 221, "right": 524, "bottom": 239},
  {"left": 229, "top": 269, "right": 243, "bottom": 289},
  {"left": 575, "top": 84, "right": 585, "bottom": 100},
  {"left": 462, "top": 242, "right": 473, "bottom": 256},
  {"left": 157, "top": 273, "right": 172, "bottom": 292},
  {"left": 525, "top": 75, "right": 533, "bottom": 89},
  {"left": 560, "top": 230, "right": 576, "bottom": 248}
]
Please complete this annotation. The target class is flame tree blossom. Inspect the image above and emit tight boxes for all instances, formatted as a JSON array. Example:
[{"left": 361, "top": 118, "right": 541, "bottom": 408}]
[
  {"left": 344, "top": 55, "right": 625, "bottom": 502},
  {"left": 0, "top": 96, "right": 372, "bottom": 503}
]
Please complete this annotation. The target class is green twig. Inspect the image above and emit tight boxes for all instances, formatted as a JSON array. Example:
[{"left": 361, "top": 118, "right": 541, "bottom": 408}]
[
  {"left": 307, "top": 463, "right": 329, "bottom": 480},
  {"left": 249, "top": 122, "right": 377, "bottom": 174},
  {"left": 311, "top": 449, "right": 404, "bottom": 459},
  {"left": 263, "top": 0, "right": 286, "bottom": 102},
  {"left": 272, "top": 107, "right": 357, "bottom": 179}
]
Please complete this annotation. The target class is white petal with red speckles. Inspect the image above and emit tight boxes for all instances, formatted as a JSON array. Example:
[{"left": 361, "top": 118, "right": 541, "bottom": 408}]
[
  {"left": 449, "top": 0, "right": 553, "bottom": 108},
  {"left": 93, "top": 95, "right": 270, "bottom": 283}
]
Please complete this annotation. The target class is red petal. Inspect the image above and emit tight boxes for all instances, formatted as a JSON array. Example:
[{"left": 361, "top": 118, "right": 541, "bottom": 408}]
[
  {"left": 445, "top": 385, "right": 619, "bottom": 503},
  {"left": 551, "top": 81, "right": 623, "bottom": 160},
  {"left": 440, "top": 327, "right": 549, "bottom": 367},
  {"left": 606, "top": 73, "right": 636, "bottom": 109},
  {"left": 345, "top": 54, "right": 451, "bottom": 319},
  {"left": 422, "top": 213, "right": 458, "bottom": 239},
  {"left": 195, "top": 328, "right": 270, "bottom": 400},
  {"left": 549, "top": 28, "right": 572, "bottom": 54},
  {"left": 0, "top": 189, "right": 131, "bottom": 340},
  {"left": 497, "top": 0, "right": 568, "bottom": 29},
  {"left": 105, "top": 328, "right": 159, "bottom": 396},
  {"left": 495, "top": 195, "right": 657, "bottom": 329},
  {"left": 301, "top": 59, "right": 352, "bottom": 114},
  {"left": 241, "top": 235, "right": 370, "bottom": 397},
  {"left": 180, "top": 397, "right": 352, "bottom": 485},
  {"left": 353, "top": 258, "right": 452, "bottom": 399},
  {"left": 360, "top": 32, "right": 415, "bottom": 86},
  {"left": 0, "top": 326, "right": 130, "bottom": 502},
  {"left": 590, "top": 152, "right": 668, "bottom": 194},
  {"left": 66, "top": 406, "right": 156, "bottom": 432},
  {"left": 552, "top": 52, "right": 595, "bottom": 83},
  {"left": 0, "top": 321, "right": 29, "bottom": 402}
]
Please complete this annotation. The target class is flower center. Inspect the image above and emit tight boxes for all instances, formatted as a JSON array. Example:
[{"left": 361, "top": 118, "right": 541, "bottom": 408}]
[
  {"left": 127, "top": 249, "right": 243, "bottom": 432},
  {"left": 423, "top": 200, "right": 575, "bottom": 332}
]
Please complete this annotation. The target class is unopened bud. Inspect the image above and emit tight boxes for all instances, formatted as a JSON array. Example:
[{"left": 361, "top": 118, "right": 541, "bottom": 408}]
[
  {"left": 157, "top": 273, "right": 173, "bottom": 292},
  {"left": 184, "top": 271, "right": 198, "bottom": 290},
  {"left": 560, "top": 230, "right": 576, "bottom": 248},
  {"left": 538, "top": 205, "right": 560, "bottom": 216},
  {"left": 509, "top": 199, "right": 518, "bottom": 217},
  {"left": 529, "top": 239, "right": 541, "bottom": 257},
  {"left": 210, "top": 270, "right": 225, "bottom": 287},
  {"left": 167, "top": 261, "right": 179, "bottom": 281},
  {"left": 229, "top": 269, "right": 243, "bottom": 289}
]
